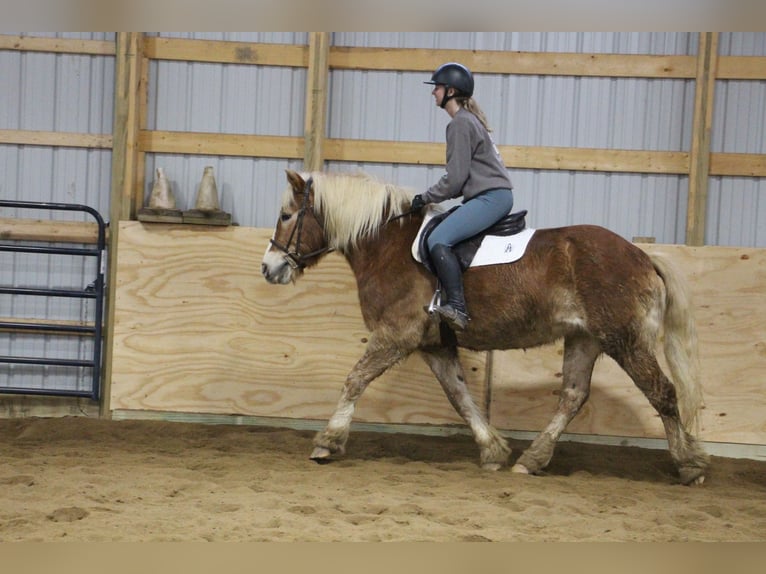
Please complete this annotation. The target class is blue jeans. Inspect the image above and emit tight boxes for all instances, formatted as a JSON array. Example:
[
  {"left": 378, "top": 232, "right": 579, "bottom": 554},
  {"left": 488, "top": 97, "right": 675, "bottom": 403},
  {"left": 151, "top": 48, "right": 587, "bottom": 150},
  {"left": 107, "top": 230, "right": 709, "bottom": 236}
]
[{"left": 427, "top": 188, "right": 514, "bottom": 250}]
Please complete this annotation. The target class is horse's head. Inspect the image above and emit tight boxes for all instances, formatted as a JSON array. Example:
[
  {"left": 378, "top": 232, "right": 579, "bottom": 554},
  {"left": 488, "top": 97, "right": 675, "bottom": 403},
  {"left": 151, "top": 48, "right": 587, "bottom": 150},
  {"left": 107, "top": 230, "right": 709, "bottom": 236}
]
[{"left": 261, "top": 170, "right": 331, "bottom": 284}]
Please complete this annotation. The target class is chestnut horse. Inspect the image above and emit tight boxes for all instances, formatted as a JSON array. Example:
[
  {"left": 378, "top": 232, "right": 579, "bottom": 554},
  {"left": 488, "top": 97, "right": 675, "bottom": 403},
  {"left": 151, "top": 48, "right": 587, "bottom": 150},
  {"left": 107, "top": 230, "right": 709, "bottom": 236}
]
[{"left": 261, "top": 170, "right": 709, "bottom": 485}]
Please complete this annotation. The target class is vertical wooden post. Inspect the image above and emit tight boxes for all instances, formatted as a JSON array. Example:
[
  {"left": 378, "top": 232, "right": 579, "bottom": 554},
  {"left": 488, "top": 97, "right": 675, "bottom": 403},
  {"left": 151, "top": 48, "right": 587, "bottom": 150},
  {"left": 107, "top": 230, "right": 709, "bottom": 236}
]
[
  {"left": 110, "top": 32, "right": 143, "bottom": 221},
  {"left": 304, "top": 32, "right": 330, "bottom": 172},
  {"left": 686, "top": 32, "right": 719, "bottom": 246},
  {"left": 102, "top": 32, "right": 143, "bottom": 416}
]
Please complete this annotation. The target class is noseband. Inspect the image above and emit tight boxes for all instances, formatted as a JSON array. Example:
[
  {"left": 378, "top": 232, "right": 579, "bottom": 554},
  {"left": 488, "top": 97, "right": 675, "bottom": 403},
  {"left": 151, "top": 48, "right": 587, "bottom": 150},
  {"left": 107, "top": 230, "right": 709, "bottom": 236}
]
[{"left": 269, "top": 177, "right": 333, "bottom": 270}]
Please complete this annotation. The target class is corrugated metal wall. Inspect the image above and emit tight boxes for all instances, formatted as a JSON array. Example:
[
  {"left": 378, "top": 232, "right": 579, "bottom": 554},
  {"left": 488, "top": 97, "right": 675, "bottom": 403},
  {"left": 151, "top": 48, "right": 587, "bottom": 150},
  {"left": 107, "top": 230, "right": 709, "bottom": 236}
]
[
  {"left": 710, "top": 32, "right": 766, "bottom": 246},
  {"left": 327, "top": 32, "right": 699, "bottom": 243},
  {"left": 1, "top": 32, "right": 114, "bottom": 394},
  {"left": 1, "top": 32, "right": 765, "bottom": 396},
  {"left": 143, "top": 32, "right": 308, "bottom": 224}
]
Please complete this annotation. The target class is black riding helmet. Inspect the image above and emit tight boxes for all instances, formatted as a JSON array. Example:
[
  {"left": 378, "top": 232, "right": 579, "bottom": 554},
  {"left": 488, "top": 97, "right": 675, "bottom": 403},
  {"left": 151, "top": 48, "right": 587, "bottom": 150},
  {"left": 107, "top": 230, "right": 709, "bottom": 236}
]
[{"left": 424, "top": 62, "right": 474, "bottom": 108}]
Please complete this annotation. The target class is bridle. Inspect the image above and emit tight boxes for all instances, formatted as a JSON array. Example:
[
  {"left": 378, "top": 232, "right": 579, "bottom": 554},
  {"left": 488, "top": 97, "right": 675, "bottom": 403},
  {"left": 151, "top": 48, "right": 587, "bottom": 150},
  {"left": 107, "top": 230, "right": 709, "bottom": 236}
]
[
  {"left": 270, "top": 176, "right": 420, "bottom": 270},
  {"left": 269, "top": 177, "right": 333, "bottom": 270}
]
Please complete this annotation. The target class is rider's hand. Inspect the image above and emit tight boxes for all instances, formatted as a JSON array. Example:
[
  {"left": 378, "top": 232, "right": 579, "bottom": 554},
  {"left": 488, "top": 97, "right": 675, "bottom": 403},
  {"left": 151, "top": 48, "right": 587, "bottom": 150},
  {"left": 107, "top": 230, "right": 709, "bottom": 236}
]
[{"left": 411, "top": 194, "right": 426, "bottom": 212}]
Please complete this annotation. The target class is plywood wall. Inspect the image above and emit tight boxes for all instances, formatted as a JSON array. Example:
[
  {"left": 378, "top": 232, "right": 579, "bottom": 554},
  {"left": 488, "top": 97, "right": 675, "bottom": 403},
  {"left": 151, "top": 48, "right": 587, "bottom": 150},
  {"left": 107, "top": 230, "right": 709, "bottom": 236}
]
[
  {"left": 110, "top": 222, "right": 487, "bottom": 426},
  {"left": 490, "top": 243, "right": 766, "bottom": 445},
  {"left": 111, "top": 222, "right": 766, "bottom": 446}
]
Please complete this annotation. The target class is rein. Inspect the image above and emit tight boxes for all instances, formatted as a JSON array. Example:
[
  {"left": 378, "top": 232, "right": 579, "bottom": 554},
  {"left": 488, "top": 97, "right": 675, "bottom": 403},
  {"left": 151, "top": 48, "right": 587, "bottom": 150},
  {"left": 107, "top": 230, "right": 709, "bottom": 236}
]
[{"left": 269, "top": 177, "right": 334, "bottom": 270}]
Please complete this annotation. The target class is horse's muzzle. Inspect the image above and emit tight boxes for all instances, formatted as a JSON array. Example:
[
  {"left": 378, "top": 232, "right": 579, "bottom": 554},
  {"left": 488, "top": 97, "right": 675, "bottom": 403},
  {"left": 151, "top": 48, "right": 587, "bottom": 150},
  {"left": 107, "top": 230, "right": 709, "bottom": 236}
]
[{"left": 261, "top": 252, "right": 294, "bottom": 284}]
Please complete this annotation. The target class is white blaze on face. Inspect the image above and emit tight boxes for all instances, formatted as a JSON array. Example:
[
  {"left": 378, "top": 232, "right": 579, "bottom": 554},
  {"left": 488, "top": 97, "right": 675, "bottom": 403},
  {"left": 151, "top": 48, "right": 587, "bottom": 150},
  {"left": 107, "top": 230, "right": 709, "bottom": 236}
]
[{"left": 261, "top": 242, "right": 293, "bottom": 284}]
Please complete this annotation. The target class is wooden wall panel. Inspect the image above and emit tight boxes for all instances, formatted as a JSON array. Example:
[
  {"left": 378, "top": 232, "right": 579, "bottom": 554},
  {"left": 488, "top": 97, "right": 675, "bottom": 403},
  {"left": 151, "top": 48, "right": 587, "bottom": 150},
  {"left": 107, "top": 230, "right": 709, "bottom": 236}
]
[
  {"left": 111, "top": 223, "right": 765, "bottom": 446},
  {"left": 110, "top": 222, "right": 488, "bottom": 425},
  {"left": 489, "top": 244, "right": 766, "bottom": 446}
]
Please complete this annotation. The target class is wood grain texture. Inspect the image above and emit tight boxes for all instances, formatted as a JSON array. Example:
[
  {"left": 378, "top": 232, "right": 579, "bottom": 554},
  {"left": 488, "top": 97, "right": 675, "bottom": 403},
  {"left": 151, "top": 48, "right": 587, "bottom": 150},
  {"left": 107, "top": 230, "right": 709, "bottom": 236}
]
[
  {"left": 490, "top": 244, "right": 766, "bottom": 446},
  {"left": 111, "top": 224, "right": 765, "bottom": 445},
  {"left": 111, "top": 222, "right": 488, "bottom": 425}
]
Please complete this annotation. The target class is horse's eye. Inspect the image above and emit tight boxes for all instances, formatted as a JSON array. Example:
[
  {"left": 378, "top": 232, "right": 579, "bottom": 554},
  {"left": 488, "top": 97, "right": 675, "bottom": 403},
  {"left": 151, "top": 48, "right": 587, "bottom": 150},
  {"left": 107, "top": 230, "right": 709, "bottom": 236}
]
[{"left": 280, "top": 212, "right": 292, "bottom": 222}]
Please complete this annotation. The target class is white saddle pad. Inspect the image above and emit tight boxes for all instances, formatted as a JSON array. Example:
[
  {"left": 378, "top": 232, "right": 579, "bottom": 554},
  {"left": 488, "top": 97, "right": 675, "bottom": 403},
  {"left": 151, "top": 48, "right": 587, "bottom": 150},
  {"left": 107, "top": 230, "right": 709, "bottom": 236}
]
[{"left": 412, "top": 205, "right": 536, "bottom": 268}]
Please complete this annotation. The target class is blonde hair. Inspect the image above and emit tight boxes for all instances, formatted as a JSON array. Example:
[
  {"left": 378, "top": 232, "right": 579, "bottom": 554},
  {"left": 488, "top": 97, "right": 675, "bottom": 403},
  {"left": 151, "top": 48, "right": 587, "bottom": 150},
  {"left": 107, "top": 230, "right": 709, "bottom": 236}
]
[
  {"left": 296, "top": 172, "right": 412, "bottom": 252},
  {"left": 456, "top": 96, "right": 492, "bottom": 132}
]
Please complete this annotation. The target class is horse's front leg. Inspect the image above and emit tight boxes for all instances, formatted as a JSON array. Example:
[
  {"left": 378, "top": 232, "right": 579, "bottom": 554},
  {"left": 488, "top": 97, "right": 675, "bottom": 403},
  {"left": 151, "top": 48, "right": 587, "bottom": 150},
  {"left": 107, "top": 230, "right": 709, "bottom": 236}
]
[
  {"left": 420, "top": 346, "right": 511, "bottom": 470},
  {"left": 311, "top": 337, "right": 407, "bottom": 462}
]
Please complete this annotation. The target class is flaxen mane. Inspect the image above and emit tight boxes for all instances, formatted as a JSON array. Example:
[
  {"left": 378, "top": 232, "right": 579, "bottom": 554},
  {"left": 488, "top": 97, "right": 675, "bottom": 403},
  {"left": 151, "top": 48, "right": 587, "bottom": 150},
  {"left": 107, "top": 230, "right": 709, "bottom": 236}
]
[{"left": 283, "top": 172, "right": 412, "bottom": 252}]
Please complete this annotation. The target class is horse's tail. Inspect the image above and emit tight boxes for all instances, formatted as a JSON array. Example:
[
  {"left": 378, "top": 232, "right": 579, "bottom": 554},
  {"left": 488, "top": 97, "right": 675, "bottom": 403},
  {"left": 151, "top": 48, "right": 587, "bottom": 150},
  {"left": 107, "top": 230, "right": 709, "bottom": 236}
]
[{"left": 650, "top": 254, "right": 704, "bottom": 434}]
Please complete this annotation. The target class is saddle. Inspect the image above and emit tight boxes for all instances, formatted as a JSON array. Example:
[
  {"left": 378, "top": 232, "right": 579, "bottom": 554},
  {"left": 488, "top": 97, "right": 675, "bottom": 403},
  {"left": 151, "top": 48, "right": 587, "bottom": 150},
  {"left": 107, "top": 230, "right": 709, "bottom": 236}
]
[{"left": 417, "top": 207, "right": 528, "bottom": 275}]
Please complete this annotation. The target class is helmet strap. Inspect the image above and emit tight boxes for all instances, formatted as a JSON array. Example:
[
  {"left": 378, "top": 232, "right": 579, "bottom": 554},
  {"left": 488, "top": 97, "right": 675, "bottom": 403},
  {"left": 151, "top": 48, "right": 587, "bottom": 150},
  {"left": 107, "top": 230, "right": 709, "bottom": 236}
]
[{"left": 439, "top": 87, "right": 457, "bottom": 109}]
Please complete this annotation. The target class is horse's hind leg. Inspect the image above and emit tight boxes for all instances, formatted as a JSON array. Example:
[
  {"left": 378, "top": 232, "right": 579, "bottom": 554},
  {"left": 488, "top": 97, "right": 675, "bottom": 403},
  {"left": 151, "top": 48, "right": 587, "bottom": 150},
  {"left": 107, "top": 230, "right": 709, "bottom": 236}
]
[
  {"left": 420, "top": 346, "right": 510, "bottom": 470},
  {"left": 611, "top": 347, "right": 709, "bottom": 485},
  {"left": 311, "top": 336, "right": 408, "bottom": 462},
  {"left": 512, "top": 334, "right": 601, "bottom": 475}
]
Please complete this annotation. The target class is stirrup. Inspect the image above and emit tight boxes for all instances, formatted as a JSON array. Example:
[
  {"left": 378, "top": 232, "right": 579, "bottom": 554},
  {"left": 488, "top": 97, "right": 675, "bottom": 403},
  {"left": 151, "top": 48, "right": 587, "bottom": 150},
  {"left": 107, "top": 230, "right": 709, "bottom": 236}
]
[{"left": 434, "top": 304, "right": 470, "bottom": 331}]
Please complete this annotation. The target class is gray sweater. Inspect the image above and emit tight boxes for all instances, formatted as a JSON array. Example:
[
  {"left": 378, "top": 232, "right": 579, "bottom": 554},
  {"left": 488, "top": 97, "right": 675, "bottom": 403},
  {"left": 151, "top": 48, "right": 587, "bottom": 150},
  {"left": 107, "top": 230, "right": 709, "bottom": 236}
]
[{"left": 422, "top": 107, "right": 513, "bottom": 204}]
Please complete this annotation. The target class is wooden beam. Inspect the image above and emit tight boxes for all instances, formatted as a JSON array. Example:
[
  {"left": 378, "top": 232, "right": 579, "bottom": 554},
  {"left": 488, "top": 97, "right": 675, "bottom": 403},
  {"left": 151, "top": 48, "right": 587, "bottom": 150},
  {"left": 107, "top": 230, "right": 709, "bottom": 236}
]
[
  {"left": 0, "top": 34, "right": 115, "bottom": 55},
  {"left": 111, "top": 32, "right": 143, "bottom": 220},
  {"left": 329, "top": 47, "right": 697, "bottom": 78},
  {"left": 139, "top": 130, "right": 304, "bottom": 159},
  {"left": 137, "top": 37, "right": 711, "bottom": 80},
  {"left": 710, "top": 152, "right": 766, "bottom": 177},
  {"left": 304, "top": 32, "right": 330, "bottom": 171},
  {"left": 717, "top": 56, "right": 766, "bottom": 80},
  {"left": 104, "top": 32, "right": 144, "bottom": 418},
  {"left": 139, "top": 130, "right": 696, "bottom": 175},
  {"left": 143, "top": 37, "right": 308, "bottom": 67},
  {"left": 324, "top": 140, "right": 691, "bottom": 175},
  {"left": 686, "top": 32, "right": 719, "bottom": 246},
  {"left": 134, "top": 52, "right": 151, "bottom": 221},
  {"left": 499, "top": 146, "right": 690, "bottom": 175},
  {"left": 0, "top": 218, "right": 101, "bottom": 243},
  {"left": 0, "top": 129, "right": 111, "bottom": 149}
]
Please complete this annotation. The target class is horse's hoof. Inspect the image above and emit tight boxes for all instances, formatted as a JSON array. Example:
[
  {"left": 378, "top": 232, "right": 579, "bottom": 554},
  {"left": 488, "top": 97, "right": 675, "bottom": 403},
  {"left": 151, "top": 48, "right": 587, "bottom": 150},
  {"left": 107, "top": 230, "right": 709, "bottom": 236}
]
[
  {"left": 310, "top": 446, "right": 333, "bottom": 463},
  {"left": 511, "top": 463, "right": 530, "bottom": 474},
  {"left": 679, "top": 467, "right": 706, "bottom": 485},
  {"left": 482, "top": 462, "right": 502, "bottom": 471}
]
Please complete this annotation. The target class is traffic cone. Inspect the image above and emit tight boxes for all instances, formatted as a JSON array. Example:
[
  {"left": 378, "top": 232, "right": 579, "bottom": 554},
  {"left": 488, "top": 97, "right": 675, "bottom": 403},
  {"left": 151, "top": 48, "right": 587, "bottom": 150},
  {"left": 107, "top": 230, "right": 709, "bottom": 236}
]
[
  {"left": 194, "top": 166, "right": 221, "bottom": 212},
  {"left": 148, "top": 167, "right": 177, "bottom": 209}
]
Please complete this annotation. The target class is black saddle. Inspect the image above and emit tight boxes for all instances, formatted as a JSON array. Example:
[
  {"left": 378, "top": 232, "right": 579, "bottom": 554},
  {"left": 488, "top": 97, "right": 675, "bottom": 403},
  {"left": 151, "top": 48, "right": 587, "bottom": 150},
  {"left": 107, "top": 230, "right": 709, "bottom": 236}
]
[{"left": 417, "top": 207, "right": 528, "bottom": 274}]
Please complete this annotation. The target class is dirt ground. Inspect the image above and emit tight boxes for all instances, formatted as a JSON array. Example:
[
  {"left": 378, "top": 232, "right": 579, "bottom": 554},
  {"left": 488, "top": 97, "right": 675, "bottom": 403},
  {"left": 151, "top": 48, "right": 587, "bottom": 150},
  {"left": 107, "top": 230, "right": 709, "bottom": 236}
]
[{"left": 0, "top": 416, "right": 764, "bottom": 542}]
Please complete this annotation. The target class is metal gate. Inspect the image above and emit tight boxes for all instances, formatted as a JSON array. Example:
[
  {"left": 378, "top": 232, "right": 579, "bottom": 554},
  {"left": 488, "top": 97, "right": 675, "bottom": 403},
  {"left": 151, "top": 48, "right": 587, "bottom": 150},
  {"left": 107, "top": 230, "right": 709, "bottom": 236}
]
[{"left": 0, "top": 201, "right": 107, "bottom": 401}]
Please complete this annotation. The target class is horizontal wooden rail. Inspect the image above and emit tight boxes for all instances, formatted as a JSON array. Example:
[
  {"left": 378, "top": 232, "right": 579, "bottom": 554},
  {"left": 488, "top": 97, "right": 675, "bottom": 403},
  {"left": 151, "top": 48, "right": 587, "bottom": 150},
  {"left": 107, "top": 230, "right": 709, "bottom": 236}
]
[
  {"left": 710, "top": 152, "right": 766, "bottom": 177},
  {"left": 0, "top": 130, "right": 112, "bottom": 149},
  {"left": 330, "top": 48, "right": 698, "bottom": 78},
  {"left": 139, "top": 130, "right": 304, "bottom": 158},
  {"left": 717, "top": 56, "right": 766, "bottom": 80},
  {"left": 0, "top": 219, "right": 103, "bottom": 244},
  {"left": 138, "top": 130, "right": 766, "bottom": 177},
  {"left": 143, "top": 37, "right": 308, "bottom": 67},
  {"left": 140, "top": 37, "right": 766, "bottom": 81},
  {"left": 0, "top": 35, "right": 115, "bottom": 56}
]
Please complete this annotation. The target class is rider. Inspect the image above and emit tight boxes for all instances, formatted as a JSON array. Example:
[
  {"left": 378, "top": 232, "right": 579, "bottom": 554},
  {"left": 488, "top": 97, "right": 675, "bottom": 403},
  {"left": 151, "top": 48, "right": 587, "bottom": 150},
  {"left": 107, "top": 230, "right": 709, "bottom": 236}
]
[{"left": 411, "top": 62, "right": 514, "bottom": 331}]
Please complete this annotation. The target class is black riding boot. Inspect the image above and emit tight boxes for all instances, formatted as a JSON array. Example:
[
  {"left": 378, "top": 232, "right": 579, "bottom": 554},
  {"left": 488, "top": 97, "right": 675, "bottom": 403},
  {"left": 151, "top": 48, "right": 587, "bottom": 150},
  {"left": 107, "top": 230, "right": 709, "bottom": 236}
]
[{"left": 429, "top": 243, "right": 470, "bottom": 331}]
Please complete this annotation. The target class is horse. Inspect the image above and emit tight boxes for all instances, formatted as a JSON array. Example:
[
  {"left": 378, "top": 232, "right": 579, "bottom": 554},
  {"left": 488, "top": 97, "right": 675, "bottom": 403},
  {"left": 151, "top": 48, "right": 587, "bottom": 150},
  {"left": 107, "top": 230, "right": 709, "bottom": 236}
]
[{"left": 261, "top": 169, "right": 709, "bottom": 485}]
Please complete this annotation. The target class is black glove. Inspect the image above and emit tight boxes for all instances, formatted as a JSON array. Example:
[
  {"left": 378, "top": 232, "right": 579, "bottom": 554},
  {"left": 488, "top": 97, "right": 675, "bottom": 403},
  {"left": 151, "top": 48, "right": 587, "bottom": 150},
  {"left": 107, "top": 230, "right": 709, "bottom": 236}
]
[{"left": 410, "top": 194, "right": 426, "bottom": 212}]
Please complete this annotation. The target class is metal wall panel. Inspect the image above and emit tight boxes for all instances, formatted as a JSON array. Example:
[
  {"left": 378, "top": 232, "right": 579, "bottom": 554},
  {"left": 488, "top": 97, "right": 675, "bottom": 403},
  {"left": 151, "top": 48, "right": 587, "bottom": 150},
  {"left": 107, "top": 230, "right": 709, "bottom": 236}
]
[
  {"left": 709, "top": 33, "right": 766, "bottom": 247},
  {"left": 0, "top": 32, "right": 114, "bottom": 212},
  {"left": 1, "top": 33, "right": 113, "bottom": 394},
  {"left": 327, "top": 32, "right": 700, "bottom": 244},
  {"left": 142, "top": 32, "right": 309, "bottom": 227}
]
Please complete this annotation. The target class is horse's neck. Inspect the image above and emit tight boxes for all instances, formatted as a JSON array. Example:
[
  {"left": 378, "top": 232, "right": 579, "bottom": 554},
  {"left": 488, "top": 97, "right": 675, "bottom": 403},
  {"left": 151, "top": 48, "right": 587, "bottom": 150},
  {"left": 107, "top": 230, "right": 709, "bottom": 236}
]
[{"left": 342, "top": 220, "right": 420, "bottom": 289}]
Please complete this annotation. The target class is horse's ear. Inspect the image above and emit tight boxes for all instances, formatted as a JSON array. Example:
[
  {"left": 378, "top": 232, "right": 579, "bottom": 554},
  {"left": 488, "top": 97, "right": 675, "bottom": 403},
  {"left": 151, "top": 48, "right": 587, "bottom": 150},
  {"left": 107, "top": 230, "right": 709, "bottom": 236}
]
[{"left": 285, "top": 170, "right": 305, "bottom": 193}]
